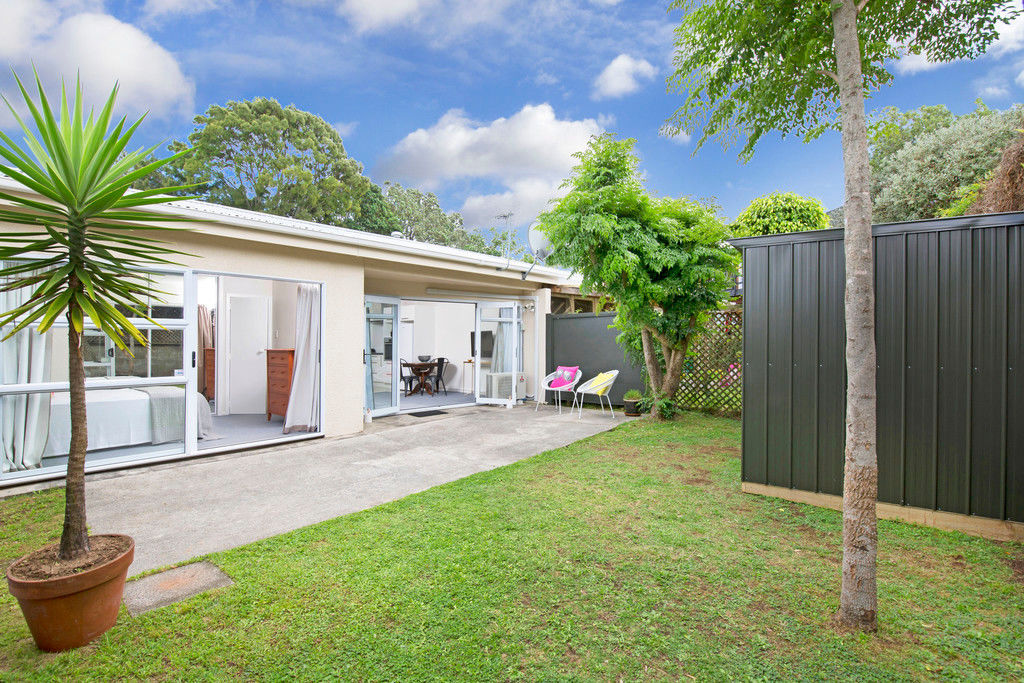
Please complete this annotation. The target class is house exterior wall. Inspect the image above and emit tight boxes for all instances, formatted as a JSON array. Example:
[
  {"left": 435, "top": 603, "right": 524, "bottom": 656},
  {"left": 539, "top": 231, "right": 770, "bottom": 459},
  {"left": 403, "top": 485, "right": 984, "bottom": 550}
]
[
  {"left": 0, "top": 184, "right": 571, "bottom": 464},
  {"left": 162, "top": 230, "right": 366, "bottom": 437}
]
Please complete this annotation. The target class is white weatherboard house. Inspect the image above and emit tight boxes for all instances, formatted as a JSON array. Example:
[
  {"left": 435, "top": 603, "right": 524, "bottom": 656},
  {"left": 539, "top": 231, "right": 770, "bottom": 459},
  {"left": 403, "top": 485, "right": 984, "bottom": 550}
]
[{"left": 0, "top": 178, "right": 577, "bottom": 487}]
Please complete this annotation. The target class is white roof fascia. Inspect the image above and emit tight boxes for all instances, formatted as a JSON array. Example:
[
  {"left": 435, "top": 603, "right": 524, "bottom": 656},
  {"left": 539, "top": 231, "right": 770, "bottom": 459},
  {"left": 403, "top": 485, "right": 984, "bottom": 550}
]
[{"left": 0, "top": 177, "right": 576, "bottom": 285}]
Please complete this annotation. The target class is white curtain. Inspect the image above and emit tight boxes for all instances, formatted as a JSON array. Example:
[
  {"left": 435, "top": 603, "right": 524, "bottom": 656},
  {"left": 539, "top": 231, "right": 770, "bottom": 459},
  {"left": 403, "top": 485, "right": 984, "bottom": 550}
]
[
  {"left": 1, "top": 282, "right": 52, "bottom": 472},
  {"left": 284, "top": 283, "right": 321, "bottom": 433},
  {"left": 491, "top": 307, "right": 515, "bottom": 373}
]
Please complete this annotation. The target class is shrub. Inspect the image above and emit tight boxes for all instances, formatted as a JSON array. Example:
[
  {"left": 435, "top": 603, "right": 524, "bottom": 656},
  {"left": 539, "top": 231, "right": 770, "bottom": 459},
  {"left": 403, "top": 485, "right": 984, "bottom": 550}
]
[
  {"left": 873, "top": 105, "right": 1024, "bottom": 222},
  {"left": 969, "top": 135, "right": 1024, "bottom": 215},
  {"left": 623, "top": 389, "right": 643, "bottom": 401},
  {"left": 731, "top": 192, "right": 830, "bottom": 237}
]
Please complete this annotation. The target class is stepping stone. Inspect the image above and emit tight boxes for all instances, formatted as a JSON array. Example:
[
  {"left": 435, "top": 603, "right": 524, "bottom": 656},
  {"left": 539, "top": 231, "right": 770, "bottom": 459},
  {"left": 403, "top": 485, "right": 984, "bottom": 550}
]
[{"left": 123, "top": 561, "right": 233, "bottom": 616}]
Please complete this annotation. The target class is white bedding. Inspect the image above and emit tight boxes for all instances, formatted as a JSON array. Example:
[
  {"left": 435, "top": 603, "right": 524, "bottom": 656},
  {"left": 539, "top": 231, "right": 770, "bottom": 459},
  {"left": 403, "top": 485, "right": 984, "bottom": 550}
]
[{"left": 44, "top": 386, "right": 215, "bottom": 457}]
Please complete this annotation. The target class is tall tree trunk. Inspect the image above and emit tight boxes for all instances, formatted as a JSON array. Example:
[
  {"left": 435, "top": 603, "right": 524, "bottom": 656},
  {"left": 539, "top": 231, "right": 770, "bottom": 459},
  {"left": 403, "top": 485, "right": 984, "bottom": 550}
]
[
  {"left": 59, "top": 314, "right": 90, "bottom": 561},
  {"left": 832, "top": 0, "right": 878, "bottom": 632},
  {"left": 640, "top": 327, "right": 664, "bottom": 391}
]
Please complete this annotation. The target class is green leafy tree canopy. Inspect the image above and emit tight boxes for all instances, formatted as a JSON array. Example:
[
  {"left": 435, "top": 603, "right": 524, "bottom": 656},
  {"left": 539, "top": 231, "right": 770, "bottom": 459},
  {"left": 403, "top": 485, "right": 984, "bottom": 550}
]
[
  {"left": 538, "top": 133, "right": 738, "bottom": 406},
  {"left": 872, "top": 103, "right": 1024, "bottom": 221},
  {"left": 665, "top": 0, "right": 1013, "bottom": 159},
  {"left": 732, "top": 192, "right": 829, "bottom": 237},
  {"left": 137, "top": 98, "right": 370, "bottom": 225}
]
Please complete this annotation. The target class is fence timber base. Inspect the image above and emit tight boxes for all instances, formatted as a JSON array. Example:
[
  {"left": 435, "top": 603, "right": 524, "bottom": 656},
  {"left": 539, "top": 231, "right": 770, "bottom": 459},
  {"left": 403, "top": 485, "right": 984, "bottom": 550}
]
[{"left": 742, "top": 482, "right": 1024, "bottom": 543}]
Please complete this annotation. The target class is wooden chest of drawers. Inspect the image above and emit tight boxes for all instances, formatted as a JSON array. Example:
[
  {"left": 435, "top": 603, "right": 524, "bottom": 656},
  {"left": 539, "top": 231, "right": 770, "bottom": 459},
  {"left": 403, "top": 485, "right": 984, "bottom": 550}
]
[
  {"left": 203, "top": 347, "right": 216, "bottom": 400},
  {"left": 266, "top": 349, "right": 295, "bottom": 420}
]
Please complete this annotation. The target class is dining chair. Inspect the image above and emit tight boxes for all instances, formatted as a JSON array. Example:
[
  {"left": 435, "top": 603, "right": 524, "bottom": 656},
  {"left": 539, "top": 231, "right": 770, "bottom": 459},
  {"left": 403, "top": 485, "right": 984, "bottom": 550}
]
[
  {"left": 399, "top": 359, "right": 415, "bottom": 394},
  {"left": 432, "top": 357, "right": 448, "bottom": 395}
]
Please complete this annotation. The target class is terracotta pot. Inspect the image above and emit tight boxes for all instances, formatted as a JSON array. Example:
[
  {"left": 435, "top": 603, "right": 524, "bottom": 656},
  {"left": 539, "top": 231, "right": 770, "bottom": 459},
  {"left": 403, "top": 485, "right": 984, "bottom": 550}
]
[
  {"left": 7, "top": 534, "right": 134, "bottom": 652},
  {"left": 623, "top": 399, "right": 641, "bottom": 417}
]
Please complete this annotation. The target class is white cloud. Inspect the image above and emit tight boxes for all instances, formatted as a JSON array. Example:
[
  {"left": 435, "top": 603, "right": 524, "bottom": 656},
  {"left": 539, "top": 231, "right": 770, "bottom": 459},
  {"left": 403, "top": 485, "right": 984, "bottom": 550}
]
[
  {"left": 333, "top": 120, "right": 358, "bottom": 137},
  {"left": 893, "top": 51, "right": 949, "bottom": 75},
  {"left": 597, "top": 113, "right": 616, "bottom": 128},
  {"left": 336, "top": 0, "right": 427, "bottom": 31},
  {"left": 535, "top": 70, "right": 559, "bottom": 86},
  {"left": 460, "top": 177, "right": 564, "bottom": 230},
  {"left": 979, "top": 83, "right": 1010, "bottom": 99},
  {"left": 141, "top": 0, "right": 221, "bottom": 22},
  {"left": 292, "top": 0, "right": 511, "bottom": 36},
  {"left": 666, "top": 130, "right": 691, "bottom": 145},
  {"left": 990, "top": 14, "right": 1024, "bottom": 58},
  {"left": 379, "top": 103, "right": 603, "bottom": 227},
  {"left": 592, "top": 53, "right": 656, "bottom": 99},
  {"left": 0, "top": 2, "right": 193, "bottom": 126}
]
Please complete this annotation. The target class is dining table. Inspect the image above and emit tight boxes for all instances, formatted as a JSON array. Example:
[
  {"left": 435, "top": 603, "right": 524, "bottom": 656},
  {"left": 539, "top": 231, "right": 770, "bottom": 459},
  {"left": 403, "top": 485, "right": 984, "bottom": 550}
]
[{"left": 402, "top": 360, "right": 436, "bottom": 396}]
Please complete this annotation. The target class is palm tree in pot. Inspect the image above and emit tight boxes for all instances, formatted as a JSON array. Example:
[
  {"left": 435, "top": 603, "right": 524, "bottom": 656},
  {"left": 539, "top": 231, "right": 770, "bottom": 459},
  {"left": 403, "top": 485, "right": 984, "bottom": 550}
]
[{"left": 0, "top": 73, "right": 191, "bottom": 651}]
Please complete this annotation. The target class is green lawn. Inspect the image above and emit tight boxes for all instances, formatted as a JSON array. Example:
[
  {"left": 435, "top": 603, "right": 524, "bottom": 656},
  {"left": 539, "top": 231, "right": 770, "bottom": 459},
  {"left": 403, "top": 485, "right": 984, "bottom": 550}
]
[{"left": 1, "top": 414, "right": 1022, "bottom": 680}]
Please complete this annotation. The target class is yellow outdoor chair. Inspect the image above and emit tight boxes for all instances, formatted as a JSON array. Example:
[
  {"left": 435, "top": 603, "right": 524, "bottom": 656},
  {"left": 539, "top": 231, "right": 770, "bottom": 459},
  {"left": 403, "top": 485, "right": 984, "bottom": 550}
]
[{"left": 572, "top": 370, "right": 620, "bottom": 419}]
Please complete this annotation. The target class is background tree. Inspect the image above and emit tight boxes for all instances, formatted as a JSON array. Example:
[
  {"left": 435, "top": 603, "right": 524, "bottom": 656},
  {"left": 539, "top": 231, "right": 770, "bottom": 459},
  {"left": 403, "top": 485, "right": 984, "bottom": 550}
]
[
  {"left": 346, "top": 182, "right": 401, "bottom": 235},
  {"left": 381, "top": 182, "right": 521, "bottom": 255},
  {"left": 732, "top": 192, "right": 830, "bottom": 237},
  {"left": 135, "top": 98, "right": 371, "bottom": 225},
  {"left": 968, "top": 133, "right": 1024, "bottom": 214},
  {"left": 872, "top": 103, "right": 1024, "bottom": 221},
  {"left": 0, "top": 75, "right": 191, "bottom": 561},
  {"left": 538, "top": 134, "right": 737, "bottom": 411},
  {"left": 666, "top": 0, "right": 1016, "bottom": 630}
]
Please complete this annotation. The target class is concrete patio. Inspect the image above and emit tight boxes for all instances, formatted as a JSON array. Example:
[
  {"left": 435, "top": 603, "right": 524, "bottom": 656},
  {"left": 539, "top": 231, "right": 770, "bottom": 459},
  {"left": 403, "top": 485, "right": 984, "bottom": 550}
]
[{"left": 10, "top": 404, "right": 627, "bottom": 576}]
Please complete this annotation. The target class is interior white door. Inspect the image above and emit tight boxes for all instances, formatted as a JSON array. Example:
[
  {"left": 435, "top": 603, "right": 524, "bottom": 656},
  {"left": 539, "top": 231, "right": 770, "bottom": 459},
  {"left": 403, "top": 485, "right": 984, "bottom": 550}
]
[{"left": 228, "top": 295, "right": 270, "bottom": 414}]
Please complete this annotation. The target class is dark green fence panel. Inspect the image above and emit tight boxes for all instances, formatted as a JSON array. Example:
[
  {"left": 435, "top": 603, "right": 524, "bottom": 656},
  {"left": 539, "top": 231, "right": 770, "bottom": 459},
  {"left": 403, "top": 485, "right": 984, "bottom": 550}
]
[
  {"left": 544, "top": 312, "right": 645, "bottom": 406},
  {"left": 733, "top": 213, "right": 1024, "bottom": 523}
]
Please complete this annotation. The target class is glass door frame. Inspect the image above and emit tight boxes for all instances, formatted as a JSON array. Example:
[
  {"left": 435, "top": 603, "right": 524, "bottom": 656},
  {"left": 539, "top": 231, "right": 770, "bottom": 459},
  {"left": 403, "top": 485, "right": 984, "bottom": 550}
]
[
  {"left": 475, "top": 301, "right": 521, "bottom": 408},
  {"left": 364, "top": 295, "right": 401, "bottom": 417}
]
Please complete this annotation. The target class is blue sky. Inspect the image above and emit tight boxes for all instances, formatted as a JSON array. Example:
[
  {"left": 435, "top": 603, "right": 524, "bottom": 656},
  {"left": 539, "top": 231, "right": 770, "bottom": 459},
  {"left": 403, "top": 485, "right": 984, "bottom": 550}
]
[{"left": 3, "top": 0, "right": 1024, "bottom": 245}]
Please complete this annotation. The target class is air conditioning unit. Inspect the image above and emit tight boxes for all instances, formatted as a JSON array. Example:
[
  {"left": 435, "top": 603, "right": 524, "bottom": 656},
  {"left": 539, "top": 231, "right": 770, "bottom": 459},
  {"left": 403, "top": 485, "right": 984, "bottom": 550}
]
[{"left": 486, "top": 372, "right": 514, "bottom": 399}]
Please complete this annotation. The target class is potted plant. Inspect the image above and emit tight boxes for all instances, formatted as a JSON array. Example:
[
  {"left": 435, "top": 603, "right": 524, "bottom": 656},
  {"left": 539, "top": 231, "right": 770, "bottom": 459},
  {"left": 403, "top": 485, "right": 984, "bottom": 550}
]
[
  {"left": 1, "top": 73, "right": 190, "bottom": 652},
  {"left": 623, "top": 389, "right": 643, "bottom": 416}
]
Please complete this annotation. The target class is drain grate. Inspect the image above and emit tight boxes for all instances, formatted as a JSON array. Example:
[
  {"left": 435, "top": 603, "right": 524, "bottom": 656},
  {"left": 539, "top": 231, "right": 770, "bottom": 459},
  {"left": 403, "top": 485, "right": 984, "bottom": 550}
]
[{"left": 409, "top": 410, "right": 447, "bottom": 417}]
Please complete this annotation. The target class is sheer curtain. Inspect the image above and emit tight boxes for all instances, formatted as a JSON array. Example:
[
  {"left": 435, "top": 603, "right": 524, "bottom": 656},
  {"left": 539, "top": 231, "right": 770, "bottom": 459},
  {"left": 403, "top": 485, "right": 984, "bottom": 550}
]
[
  {"left": 1, "top": 282, "right": 52, "bottom": 472},
  {"left": 491, "top": 307, "right": 515, "bottom": 373},
  {"left": 284, "top": 284, "right": 321, "bottom": 433}
]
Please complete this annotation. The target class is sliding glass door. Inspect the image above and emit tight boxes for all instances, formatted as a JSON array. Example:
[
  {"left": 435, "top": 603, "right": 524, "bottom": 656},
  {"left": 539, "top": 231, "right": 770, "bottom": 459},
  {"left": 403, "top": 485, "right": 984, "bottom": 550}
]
[
  {"left": 476, "top": 303, "right": 521, "bottom": 406},
  {"left": 364, "top": 296, "right": 400, "bottom": 417}
]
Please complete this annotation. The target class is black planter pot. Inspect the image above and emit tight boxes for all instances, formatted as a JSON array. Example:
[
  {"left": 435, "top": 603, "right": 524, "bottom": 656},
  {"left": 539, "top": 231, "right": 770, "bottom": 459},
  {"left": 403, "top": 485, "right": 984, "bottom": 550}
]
[{"left": 623, "top": 400, "right": 641, "bottom": 417}]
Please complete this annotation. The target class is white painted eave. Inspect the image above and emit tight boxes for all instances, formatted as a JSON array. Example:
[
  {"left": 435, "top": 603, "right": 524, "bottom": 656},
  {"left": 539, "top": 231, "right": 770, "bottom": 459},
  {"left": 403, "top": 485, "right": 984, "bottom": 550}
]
[{"left": 0, "top": 177, "right": 581, "bottom": 287}]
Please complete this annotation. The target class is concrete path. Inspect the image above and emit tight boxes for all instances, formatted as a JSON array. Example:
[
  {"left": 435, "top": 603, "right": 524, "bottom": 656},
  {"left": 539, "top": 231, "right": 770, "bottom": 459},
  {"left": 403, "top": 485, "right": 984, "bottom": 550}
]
[{"left": 76, "top": 405, "right": 624, "bottom": 575}]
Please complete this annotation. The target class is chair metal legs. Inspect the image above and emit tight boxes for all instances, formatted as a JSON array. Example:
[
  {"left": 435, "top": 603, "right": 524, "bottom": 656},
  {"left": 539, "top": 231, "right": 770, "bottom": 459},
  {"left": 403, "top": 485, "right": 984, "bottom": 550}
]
[{"left": 576, "top": 393, "right": 616, "bottom": 419}]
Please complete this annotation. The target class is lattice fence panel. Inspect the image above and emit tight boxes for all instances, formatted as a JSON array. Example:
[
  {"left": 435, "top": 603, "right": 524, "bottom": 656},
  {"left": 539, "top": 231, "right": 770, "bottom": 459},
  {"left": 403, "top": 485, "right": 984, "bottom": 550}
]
[{"left": 675, "top": 309, "right": 742, "bottom": 416}]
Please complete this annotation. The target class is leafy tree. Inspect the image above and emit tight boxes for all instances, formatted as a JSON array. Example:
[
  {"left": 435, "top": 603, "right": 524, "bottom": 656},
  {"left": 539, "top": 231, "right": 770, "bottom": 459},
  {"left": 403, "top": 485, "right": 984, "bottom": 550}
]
[
  {"left": 967, "top": 134, "right": 1024, "bottom": 214},
  {"left": 732, "top": 192, "right": 830, "bottom": 237},
  {"left": 872, "top": 104, "right": 1024, "bottom": 221},
  {"left": 666, "top": 0, "right": 1015, "bottom": 630},
  {"left": 0, "top": 75, "right": 191, "bottom": 561},
  {"left": 381, "top": 182, "right": 524, "bottom": 256},
  {"left": 135, "top": 98, "right": 371, "bottom": 225},
  {"left": 538, "top": 134, "right": 738, "bottom": 409},
  {"left": 346, "top": 183, "right": 401, "bottom": 235},
  {"left": 868, "top": 104, "right": 956, "bottom": 180}
]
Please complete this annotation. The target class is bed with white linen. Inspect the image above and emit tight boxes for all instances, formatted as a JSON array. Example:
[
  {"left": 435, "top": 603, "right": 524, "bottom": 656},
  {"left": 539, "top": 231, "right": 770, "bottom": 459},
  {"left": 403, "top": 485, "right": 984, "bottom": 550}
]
[{"left": 44, "top": 385, "right": 216, "bottom": 457}]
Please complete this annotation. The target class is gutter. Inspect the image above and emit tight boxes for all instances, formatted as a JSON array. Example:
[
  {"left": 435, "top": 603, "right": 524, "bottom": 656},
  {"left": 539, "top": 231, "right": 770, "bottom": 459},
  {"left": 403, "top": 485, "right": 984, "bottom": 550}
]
[{"left": 0, "top": 177, "right": 575, "bottom": 285}]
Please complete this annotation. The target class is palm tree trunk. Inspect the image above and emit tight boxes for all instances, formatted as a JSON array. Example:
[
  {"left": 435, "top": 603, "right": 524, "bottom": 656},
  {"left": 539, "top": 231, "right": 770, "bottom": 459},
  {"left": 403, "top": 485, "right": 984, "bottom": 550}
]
[
  {"left": 832, "top": 0, "right": 878, "bottom": 632},
  {"left": 58, "top": 318, "right": 90, "bottom": 561}
]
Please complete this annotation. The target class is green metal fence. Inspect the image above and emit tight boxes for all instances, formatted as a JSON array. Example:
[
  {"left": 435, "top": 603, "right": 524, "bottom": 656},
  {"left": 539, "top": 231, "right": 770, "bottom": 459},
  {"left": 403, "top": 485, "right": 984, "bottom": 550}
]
[{"left": 732, "top": 213, "right": 1024, "bottom": 523}]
